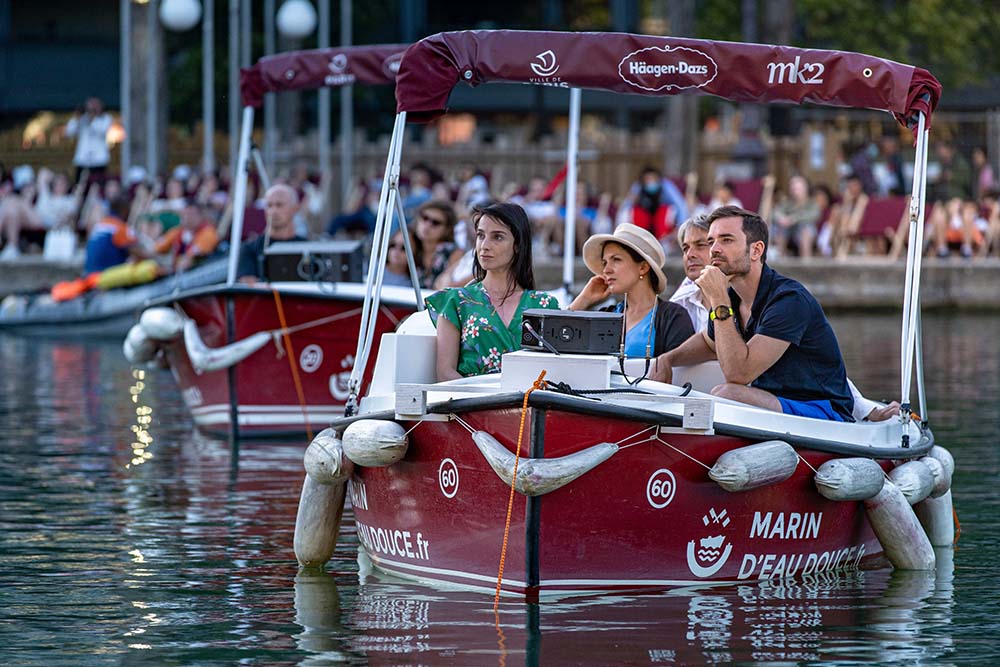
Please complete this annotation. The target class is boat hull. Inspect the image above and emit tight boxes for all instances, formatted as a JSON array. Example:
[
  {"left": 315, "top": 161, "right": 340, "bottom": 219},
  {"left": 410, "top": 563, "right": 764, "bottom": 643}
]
[
  {"left": 350, "top": 406, "right": 887, "bottom": 596},
  {"left": 161, "top": 285, "right": 414, "bottom": 438}
]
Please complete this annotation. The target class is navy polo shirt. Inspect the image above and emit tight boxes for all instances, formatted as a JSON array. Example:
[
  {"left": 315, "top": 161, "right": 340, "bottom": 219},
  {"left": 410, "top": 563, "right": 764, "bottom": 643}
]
[{"left": 708, "top": 264, "right": 854, "bottom": 421}]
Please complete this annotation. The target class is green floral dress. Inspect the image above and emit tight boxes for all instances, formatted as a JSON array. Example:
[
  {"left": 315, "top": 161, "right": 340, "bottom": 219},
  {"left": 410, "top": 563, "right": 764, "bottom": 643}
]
[{"left": 425, "top": 282, "right": 559, "bottom": 377}]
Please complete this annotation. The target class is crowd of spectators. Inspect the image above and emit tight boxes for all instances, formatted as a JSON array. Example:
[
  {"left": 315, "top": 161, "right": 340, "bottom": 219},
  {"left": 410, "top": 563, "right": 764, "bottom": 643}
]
[{"left": 2, "top": 124, "right": 999, "bottom": 283}]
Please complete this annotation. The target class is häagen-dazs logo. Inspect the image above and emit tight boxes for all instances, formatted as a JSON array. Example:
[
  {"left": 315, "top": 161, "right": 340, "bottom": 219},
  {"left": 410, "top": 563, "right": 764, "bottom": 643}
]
[
  {"left": 686, "top": 507, "right": 733, "bottom": 578},
  {"left": 530, "top": 50, "right": 559, "bottom": 77},
  {"left": 618, "top": 45, "right": 718, "bottom": 92}
]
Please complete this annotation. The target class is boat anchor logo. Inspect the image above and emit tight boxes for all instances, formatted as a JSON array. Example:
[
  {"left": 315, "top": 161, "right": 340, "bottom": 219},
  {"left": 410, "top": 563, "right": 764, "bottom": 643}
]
[{"left": 686, "top": 507, "right": 733, "bottom": 578}]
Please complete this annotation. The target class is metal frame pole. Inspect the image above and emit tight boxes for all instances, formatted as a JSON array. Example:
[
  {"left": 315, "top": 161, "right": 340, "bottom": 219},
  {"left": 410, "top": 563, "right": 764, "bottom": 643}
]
[
  {"left": 318, "top": 0, "right": 331, "bottom": 204},
  {"left": 900, "top": 113, "right": 929, "bottom": 417},
  {"left": 202, "top": 0, "right": 216, "bottom": 172},
  {"left": 562, "top": 87, "right": 581, "bottom": 294},
  {"left": 120, "top": 0, "right": 131, "bottom": 177},
  {"left": 339, "top": 0, "right": 353, "bottom": 210},
  {"left": 263, "top": 0, "right": 276, "bottom": 173},
  {"left": 146, "top": 0, "right": 159, "bottom": 178},
  {"left": 226, "top": 106, "right": 257, "bottom": 285},
  {"left": 228, "top": 0, "right": 240, "bottom": 173}
]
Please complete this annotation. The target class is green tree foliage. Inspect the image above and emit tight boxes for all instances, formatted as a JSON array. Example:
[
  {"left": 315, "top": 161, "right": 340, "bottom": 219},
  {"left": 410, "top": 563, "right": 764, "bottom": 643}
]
[{"left": 700, "top": 0, "right": 1000, "bottom": 89}]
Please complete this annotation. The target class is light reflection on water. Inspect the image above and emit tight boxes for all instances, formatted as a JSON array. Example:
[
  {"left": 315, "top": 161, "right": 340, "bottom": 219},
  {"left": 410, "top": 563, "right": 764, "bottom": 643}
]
[{"left": 1, "top": 313, "right": 999, "bottom": 665}]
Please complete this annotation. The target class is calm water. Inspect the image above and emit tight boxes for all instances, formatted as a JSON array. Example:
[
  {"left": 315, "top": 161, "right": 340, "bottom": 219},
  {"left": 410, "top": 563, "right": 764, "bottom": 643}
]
[{"left": 1, "top": 313, "right": 999, "bottom": 666}]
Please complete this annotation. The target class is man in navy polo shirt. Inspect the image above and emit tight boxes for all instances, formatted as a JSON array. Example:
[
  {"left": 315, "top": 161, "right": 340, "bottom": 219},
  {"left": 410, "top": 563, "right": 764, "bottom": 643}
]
[{"left": 656, "top": 205, "right": 853, "bottom": 421}]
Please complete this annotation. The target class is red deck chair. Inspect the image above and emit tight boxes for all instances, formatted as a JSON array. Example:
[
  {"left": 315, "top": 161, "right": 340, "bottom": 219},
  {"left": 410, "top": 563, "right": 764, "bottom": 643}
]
[
  {"left": 857, "top": 195, "right": 908, "bottom": 239},
  {"left": 731, "top": 179, "right": 764, "bottom": 213}
]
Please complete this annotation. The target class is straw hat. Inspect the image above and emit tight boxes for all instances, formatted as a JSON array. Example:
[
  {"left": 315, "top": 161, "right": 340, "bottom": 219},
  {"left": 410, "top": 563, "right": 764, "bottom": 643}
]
[{"left": 582, "top": 223, "right": 667, "bottom": 292}]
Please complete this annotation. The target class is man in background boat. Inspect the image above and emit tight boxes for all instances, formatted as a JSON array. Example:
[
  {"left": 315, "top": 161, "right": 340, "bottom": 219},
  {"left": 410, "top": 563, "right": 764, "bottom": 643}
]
[
  {"left": 237, "top": 184, "right": 307, "bottom": 283},
  {"left": 153, "top": 199, "right": 219, "bottom": 272},
  {"left": 656, "top": 205, "right": 854, "bottom": 421}
]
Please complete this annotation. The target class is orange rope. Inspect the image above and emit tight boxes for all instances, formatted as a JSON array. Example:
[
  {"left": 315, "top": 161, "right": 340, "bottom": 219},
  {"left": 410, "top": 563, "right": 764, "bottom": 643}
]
[
  {"left": 493, "top": 370, "right": 547, "bottom": 612},
  {"left": 272, "top": 289, "right": 313, "bottom": 441},
  {"left": 953, "top": 504, "right": 961, "bottom": 544}
]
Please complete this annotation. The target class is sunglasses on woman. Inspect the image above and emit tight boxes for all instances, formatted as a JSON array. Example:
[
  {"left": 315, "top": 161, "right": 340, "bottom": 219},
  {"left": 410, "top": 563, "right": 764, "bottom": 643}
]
[{"left": 419, "top": 212, "right": 446, "bottom": 227}]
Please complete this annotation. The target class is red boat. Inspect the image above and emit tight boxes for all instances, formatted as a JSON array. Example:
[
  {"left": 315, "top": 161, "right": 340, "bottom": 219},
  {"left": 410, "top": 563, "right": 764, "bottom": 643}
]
[
  {"left": 290, "top": 30, "right": 954, "bottom": 597},
  {"left": 126, "top": 45, "right": 425, "bottom": 437},
  {"left": 145, "top": 283, "right": 415, "bottom": 438}
]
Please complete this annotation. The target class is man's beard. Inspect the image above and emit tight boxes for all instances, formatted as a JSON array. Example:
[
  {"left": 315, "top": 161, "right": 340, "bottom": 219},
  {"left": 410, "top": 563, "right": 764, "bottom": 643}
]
[{"left": 713, "top": 248, "right": 751, "bottom": 277}]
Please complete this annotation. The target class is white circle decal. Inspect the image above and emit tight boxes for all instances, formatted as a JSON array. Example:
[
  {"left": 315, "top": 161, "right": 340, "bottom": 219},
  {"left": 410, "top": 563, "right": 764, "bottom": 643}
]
[
  {"left": 646, "top": 468, "right": 676, "bottom": 509},
  {"left": 438, "top": 458, "right": 459, "bottom": 498},
  {"left": 299, "top": 344, "right": 323, "bottom": 373}
]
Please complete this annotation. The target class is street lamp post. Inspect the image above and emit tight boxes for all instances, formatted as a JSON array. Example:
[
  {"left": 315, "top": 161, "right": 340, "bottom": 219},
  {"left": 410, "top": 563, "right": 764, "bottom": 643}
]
[
  {"left": 161, "top": 0, "right": 212, "bottom": 173},
  {"left": 119, "top": 0, "right": 131, "bottom": 177}
]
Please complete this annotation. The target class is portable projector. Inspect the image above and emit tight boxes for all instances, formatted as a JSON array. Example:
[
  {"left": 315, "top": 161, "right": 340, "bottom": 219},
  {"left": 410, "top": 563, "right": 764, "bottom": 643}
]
[{"left": 520, "top": 308, "right": 623, "bottom": 355}]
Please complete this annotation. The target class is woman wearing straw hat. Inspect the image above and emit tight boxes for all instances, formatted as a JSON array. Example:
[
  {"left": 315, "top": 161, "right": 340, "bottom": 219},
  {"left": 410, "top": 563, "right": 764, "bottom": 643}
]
[{"left": 570, "top": 223, "right": 694, "bottom": 380}]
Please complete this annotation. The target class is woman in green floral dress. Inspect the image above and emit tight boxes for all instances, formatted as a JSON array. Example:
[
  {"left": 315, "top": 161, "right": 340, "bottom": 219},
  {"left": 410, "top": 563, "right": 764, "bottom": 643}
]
[{"left": 426, "top": 202, "right": 559, "bottom": 380}]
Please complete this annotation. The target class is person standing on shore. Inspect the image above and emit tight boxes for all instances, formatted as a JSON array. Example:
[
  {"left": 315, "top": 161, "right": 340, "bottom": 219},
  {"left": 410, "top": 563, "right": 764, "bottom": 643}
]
[{"left": 65, "top": 97, "right": 112, "bottom": 184}]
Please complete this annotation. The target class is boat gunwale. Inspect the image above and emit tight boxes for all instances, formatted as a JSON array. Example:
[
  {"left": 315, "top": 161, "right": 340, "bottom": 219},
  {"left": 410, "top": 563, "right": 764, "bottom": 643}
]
[{"left": 333, "top": 389, "right": 934, "bottom": 460}]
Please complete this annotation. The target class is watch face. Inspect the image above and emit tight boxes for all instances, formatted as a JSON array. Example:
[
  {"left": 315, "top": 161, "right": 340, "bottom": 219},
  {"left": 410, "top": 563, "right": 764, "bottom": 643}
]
[{"left": 714, "top": 305, "right": 732, "bottom": 321}]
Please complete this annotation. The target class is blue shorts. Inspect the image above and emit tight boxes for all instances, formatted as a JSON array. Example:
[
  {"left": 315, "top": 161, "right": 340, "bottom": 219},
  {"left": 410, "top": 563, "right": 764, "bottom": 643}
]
[{"left": 776, "top": 397, "right": 845, "bottom": 422}]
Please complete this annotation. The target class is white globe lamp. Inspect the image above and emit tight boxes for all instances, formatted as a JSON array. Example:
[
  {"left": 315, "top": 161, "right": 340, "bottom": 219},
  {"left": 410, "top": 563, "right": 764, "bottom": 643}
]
[
  {"left": 276, "top": 0, "right": 317, "bottom": 39},
  {"left": 159, "top": 0, "right": 203, "bottom": 32}
]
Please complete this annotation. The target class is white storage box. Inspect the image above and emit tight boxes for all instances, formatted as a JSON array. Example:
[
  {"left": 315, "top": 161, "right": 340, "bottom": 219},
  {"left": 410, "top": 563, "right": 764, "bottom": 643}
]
[{"left": 500, "top": 350, "right": 615, "bottom": 392}]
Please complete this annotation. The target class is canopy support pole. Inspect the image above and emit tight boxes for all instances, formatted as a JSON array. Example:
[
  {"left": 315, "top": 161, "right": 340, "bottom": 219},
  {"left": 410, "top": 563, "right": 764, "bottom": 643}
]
[
  {"left": 899, "top": 113, "right": 929, "bottom": 431},
  {"left": 345, "top": 111, "right": 407, "bottom": 416},
  {"left": 251, "top": 145, "right": 272, "bottom": 192},
  {"left": 226, "top": 106, "right": 256, "bottom": 285},
  {"left": 562, "top": 87, "right": 581, "bottom": 294},
  {"left": 393, "top": 191, "right": 424, "bottom": 309}
]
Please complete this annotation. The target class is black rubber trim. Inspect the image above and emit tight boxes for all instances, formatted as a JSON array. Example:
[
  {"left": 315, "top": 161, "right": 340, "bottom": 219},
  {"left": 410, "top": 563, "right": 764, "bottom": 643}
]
[
  {"left": 525, "top": 408, "right": 545, "bottom": 591},
  {"left": 335, "top": 390, "right": 934, "bottom": 459}
]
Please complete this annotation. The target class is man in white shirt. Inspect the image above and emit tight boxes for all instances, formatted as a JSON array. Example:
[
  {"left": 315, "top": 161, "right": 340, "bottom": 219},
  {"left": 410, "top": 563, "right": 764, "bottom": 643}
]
[
  {"left": 65, "top": 97, "right": 112, "bottom": 182},
  {"left": 668, "top": 213, "right": 899, "bottom": 422}
]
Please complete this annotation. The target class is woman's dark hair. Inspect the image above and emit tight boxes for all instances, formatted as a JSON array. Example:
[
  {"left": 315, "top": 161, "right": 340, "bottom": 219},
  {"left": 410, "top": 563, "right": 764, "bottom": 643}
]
[
  {"left": 602, "top": 241, "right": 660, "bottom": 293},
  {"left": 471, "top": 201, "right": 535, "bottom": 292}
]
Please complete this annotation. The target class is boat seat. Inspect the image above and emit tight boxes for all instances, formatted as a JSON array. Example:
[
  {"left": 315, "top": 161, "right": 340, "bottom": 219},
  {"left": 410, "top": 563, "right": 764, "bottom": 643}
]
[{"left": 366, "top": 309, "right": 437, "bottom": 398}]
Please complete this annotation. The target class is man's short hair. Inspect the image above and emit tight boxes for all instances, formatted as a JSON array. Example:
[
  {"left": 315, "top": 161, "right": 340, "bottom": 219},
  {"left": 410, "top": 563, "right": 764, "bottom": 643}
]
[
  {"left": 705, "top": 205, "right": 769, "bottom": 263},
  {"left": 676, "top": 213, "right": 710, "bottom": 248}
]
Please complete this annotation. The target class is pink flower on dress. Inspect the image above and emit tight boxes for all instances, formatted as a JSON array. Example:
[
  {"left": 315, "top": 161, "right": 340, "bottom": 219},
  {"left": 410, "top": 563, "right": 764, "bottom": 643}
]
[
  {"left": 537, "top": 294, "right": 552, "bottom": 308},
  {"left": 461, "top": 314, "right": 481, "bottom": 342}
]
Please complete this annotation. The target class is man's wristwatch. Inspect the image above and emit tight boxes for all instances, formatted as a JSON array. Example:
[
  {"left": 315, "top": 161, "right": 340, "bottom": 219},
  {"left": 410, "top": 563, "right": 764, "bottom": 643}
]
[{"left": 710, "top": 305, "right": 734, "bottom": 322}]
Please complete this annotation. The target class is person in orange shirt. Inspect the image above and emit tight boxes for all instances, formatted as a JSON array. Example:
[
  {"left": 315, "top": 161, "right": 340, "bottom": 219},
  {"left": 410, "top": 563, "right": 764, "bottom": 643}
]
[{"left": 154, "top": 199, "right": 219, "bottom": 271}]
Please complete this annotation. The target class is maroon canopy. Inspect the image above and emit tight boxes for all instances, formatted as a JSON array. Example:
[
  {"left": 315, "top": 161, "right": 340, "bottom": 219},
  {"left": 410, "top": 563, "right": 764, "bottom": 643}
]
[
  {"left": 240, "top": 44, "right": 409, "bottom": 107},
  {"left": 396, "top": 31, "right": 941, "bottom": 136}
]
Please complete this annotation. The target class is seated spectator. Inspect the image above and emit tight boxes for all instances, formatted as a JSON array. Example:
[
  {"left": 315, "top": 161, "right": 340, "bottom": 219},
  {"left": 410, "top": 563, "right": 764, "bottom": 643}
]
[
  {"left": 0, "top": 178, "right": 41, "bottom": 258},
  {"left": 659, "top": 206, "right": 855, "bottom": 421},
  {"left": 932, "top": 198, "right": 984, "bottom": 259},
  {"left": 34, "top": 169, "right": 81, "bottom": 231},
  {"left": 382, "top": 231, "right": 415, "bottom": 287},
  {"left": 412, "top": 199, "right": 463, "bottom": 289},
  {"left": 830, "top": 174, "right": 869, "bottom": 258},
  {"left": 706, "top": 179, "right": 743, "bottom": 212},
  {"left": 772, "top": 175, "right": 820, "bottom": 258},
  {"left": 617, "top": 166, "right": 688, "bottom": 242},
  {"left": 570, "top": 223, "right": 694, "bottom": 361},
  {"left": 401, "top": 163, "right": 434, "bottom": 222},
  {"left": 153, "top": 199, "right": 219, "bottom": 271},
  {"left": 511, "top": 176, "right": 562, "bottom": 256},
  {"left": 237, "top": 184, "right": 307, "bottom": 283},
  {"left": 425, "top": 202, "right": 558, "bottom": 380},
  {"left": 83, "top": 197, "right": 149, "bottom": 273},
  {"left": 327, "top": 178, "right": 379, "bottom": 237}
]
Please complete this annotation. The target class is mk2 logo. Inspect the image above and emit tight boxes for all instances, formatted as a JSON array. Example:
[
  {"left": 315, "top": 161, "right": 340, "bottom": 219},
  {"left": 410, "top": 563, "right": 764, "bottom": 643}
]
[{"left": 766, "top": 55, "right": 825, "bottom": 85}]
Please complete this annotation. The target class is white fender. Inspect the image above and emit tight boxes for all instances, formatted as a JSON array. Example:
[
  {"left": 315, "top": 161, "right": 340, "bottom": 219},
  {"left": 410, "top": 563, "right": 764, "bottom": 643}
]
[
  {"left": 888, "top": 460, "right": 935, "bottom": 505},
  {"left": 293, "top": 474, "right": 347, "bottom": 568},
  {"left": 814, "top": 457, "right": 885, "bottom": 501},
  {"left": 864, "top": 479, "right": 935, "bottom": 570},
  {"left": 709, "top": 440, "right": 798, "bottom": 492},
  {"left": 139, "top": 307, "right": 184, "bottom": 341},
  {"left": 923, "top": 446, "right": 954, "bottom": 498},
  {"left": 471, "top": 431, "right": 618, "bottom": 496},
  {"left": 123, "top": 323, "right": 158, "bottom": 365},
  {"left": 183, "top": 319, "right": 273, "bottom": 373},
  {"left": 342, "top": 419, "right": 408, "bottom": 467},
  {"left": 304, "top": 429, "right": 354, "bottom": 485},
  {"left": 914, "top": 489, "right": 955, "bottom": 547}
]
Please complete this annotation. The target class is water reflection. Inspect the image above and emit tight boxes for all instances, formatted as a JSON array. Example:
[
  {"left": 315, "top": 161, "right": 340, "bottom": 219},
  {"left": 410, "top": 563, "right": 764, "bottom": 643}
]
[{"left": 287, "top": 552, "right": 957, "bottom": 665}]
